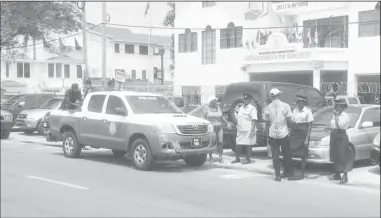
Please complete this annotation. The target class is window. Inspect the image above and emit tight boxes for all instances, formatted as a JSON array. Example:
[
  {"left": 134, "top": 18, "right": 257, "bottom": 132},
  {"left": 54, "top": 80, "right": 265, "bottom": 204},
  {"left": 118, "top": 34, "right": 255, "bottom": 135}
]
[
  {"left": 132, "top": 70, "right": 136, "bottom": 80},
  {"left": 348, "top": 98, "right": 359, "bottom": 104},
  {"left": 202, "top": 26, "right": 216, "bottom": 65},
  {"left": 359, "top": 10, "right": 380, "bottom": 37},
  {"left": 64, "top": 65, "right": 70, "bottom": 78},
  {"left": 189, "top": 106, "right": 204, "bottom": 118},
  {"left": 142, "top": 70, "right": 147, "bottom": 80},
  {"left": 106, "top": 95, "right": 127, "bottom": 115},
  {"left": 314, "top": 107, "right": 362, "bottom": 128},
  {"left": 88, "top": 95, "right": 106, "bottom": 113},
  {"left": 16, "top": 63, "right": 30, "bottom": 78},
  {"left": 303, "top": 16, "right": 348, "bottom": 48},
  {"left": 5, "top": 62, "right": 9, "bottom": 78},
  {"left": 305, "top": 89, "right": 327, "bottom": 113},
  {"left": 125, "top": 44, "right": 134, "bottom": 54},
  {"left": 23, "top": 95, "right": 40, "bottom": 109},
  {"left": 361, "top": 108, "right": 381, "bottom": 127},
  {"left": 125, "top": 96, "right": 182, "bottom": 114},
  {"left": 139, "top": 45, "right": 149, "bottom": 55},
  {"left": 220, "top": 23, "right": 243, "bottom": 49},
  {"left": 202, "top": 1, "right": 215, "bottom": 8},
  {"left": 56, "top": 63, "right": 62, "bottom": 78},
  {"left": 77, "top": 65, "right": 82, "bottom": 78},
  {"left": 115, "top": 43, "right": 120, "bottom": 53},
  {"left": 179, "top": 30, "right": 197, "bottom": 53},
  {"left": 48, "top": 64, "right": 54, "bottom": 78}
]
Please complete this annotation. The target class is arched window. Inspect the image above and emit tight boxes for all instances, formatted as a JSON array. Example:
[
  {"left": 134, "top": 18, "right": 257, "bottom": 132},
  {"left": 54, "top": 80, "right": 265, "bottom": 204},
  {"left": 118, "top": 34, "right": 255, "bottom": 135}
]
[
  {"left": 202, "top": 25, "right": 216, "bottom": 64},
  {"left": 178, "top": 28, "right": 197, "bottom": 53},
  {"left": 220, "top": 22, "right": 243, "bottom": 49}
]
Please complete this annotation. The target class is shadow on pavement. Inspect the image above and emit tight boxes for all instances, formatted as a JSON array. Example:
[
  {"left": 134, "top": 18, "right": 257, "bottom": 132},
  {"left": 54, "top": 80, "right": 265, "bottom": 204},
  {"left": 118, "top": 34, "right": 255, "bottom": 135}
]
[{"left": 223, "top": 148, "right": 269, "bottom": 160}]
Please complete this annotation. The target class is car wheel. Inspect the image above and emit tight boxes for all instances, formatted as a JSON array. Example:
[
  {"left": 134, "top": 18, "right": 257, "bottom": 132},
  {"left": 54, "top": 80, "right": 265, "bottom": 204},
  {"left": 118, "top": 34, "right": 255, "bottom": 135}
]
[
  {"left": 184, "top": 154, "right": 207, "bottom": 167},
  {"left": 228, "top": 98, "right": 244, "bottom": 125},
  {"left": 131, "top": 138, "right": 154, "bottom": 171},
  {"left": 62, "top": 131, "right": 81, "bottom": 158},
  {"left": 1, "top": 130, "right": 11, "bottom": 139},
  {"left": 112, "top": 149, "right": 127, "bottom": 157}
]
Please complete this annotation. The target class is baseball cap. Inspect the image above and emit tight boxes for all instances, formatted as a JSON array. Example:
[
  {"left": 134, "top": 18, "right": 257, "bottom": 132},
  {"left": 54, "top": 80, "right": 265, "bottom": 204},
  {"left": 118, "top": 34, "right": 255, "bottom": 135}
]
[{"left": 270, "top": 88, "right": 282, "bottom": 96}]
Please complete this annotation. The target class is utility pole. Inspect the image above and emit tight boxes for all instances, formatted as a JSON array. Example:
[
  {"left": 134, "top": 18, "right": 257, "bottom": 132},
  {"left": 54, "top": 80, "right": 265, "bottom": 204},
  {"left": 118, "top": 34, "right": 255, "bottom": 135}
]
[
  {"left": 159, "top": 47, "right": 165, "bottom": 85},
  {"left": 102, "top": 2, "right": 107, "bottom": 89},
  {"left": 77, "top": 2, "right": 89, "bottom": 83}
]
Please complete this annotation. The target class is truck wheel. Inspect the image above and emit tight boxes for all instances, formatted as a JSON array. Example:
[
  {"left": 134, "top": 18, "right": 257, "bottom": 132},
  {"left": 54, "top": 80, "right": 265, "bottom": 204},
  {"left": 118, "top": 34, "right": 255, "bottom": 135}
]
[
  {"left": 112, "top": 149, "right": 127, "bottom": 157},
  {"left": 184, "top": 154, "right": 207, "bottom": 167},
  {"left": 1, "top": 130, "right": 11, "bottom": 139},
  {"left": 131, "top": 138, "right": 154, "bottom": 171},
  {"left": 62, "top": 131, "right": 81, "bottom": 158}
]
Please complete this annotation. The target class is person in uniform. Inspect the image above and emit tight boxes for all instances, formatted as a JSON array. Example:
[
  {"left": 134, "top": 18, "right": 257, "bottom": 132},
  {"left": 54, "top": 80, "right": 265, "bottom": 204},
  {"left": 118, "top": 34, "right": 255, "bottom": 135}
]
[
  {"left": 329, "top": 98, "right": 353, "bottom": 184},
  {"left": 264, "top": 88, "right": 294, "bottom": 181},
  {"left": 231, "top": 93, "right": 257, "bottom": 165},
  {"left": 62, "top": 83, "right": 82, "bottom": 110},
  {"left": 289, "top": 95, "right": 314, "bottom": 179},
  {"left": 202, "top": 96, "right": 232, "bottom": 163}
]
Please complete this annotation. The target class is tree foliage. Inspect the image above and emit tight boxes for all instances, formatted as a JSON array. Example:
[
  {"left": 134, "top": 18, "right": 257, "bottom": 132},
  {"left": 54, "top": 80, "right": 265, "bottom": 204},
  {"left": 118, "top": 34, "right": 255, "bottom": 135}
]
[
  {"left": 1, "top": 2, "right": 81, "bottom": 52},
  {"left": 163, "top": 2, "right": 175, "bottom": 78}
]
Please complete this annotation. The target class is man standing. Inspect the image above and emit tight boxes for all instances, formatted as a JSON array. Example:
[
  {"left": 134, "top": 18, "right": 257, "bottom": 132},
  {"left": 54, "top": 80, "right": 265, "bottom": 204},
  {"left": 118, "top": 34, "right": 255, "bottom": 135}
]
[
  {"left": 264, "top": 88, "right": 294, "bottom": 181},
  {"left": 62, "top": 83, "right": 83, "bottom": 110}
]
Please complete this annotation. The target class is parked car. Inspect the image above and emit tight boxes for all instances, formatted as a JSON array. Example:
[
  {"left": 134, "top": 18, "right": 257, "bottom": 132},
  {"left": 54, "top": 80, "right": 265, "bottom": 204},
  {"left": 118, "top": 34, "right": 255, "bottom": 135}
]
[
  {"left": 0, "top": 110, "right": 14, "bottom": 139},
  {"left": 370, "top": 132, "right": 380, "bottom": 167},
  {"left": 13, "top": 97, "right": 63, "bottom": 134},
  {"left": 325, "top": 95, "right": 361, "bottom": 106},
  {"left": 48, "top": 91, "right": 215, "bottom": 171},
  {"left": 307, "top": 105, "right": 380, "bottom": 164},
  {"left": 218, "top": 82, "right": 327, "bottom": 151},
  {"left": 0, "top": 93, "right": 55, "bottom": 121}
]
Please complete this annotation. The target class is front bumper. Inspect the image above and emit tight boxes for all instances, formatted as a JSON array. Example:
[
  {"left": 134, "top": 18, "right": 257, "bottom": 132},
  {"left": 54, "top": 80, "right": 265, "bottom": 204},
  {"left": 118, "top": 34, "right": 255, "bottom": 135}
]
[
  {"left": 370, "top": 146, "right": 380, "bottom": 166},
  {"left": 152, "top": 133, "right": 215, "bottom": 159},
  {"left": 307, "top": 146, "right": 331, "bottom": 163},
  {"left": 1, "top": 120, "right": 14, "bottom": 131},
  {"left": 13, "top": 118, "right": 40, "bottom": 131}
]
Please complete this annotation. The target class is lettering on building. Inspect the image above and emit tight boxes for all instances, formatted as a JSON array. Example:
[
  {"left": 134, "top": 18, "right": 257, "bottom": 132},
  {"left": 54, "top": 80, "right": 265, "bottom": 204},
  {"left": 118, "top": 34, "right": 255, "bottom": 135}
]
[
  {"left": 245, "top": 51, "right": 312, "bottom": 62},
  {"left": 274, "top": 2, "right": 309, "bottom": 12}
]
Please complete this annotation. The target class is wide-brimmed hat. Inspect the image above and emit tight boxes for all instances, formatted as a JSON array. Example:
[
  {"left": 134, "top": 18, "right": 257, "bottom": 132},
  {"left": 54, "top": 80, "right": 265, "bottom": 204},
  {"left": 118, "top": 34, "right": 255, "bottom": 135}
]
[
  {"left": 334, "top": 98, "right": 348, "bottom": 108},
  {"left": 295, "top": 95, "right": 308, "bottom": 103},
  {"left": 270, "top": 88, "right": 282, "bottom": 96}
]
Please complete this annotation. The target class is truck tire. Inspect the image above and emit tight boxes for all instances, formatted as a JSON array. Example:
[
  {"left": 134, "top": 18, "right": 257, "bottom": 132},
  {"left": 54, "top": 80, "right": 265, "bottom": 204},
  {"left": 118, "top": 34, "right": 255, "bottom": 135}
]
[
  {"left": 131, "top": 138, "right": 154, "bottom": 171},
  {"left": 112, "top": 149, "right": 127, "bottom": 157},
  {"left": 184, "top": 154, "right": 207, "bottom": 167},
  {"left": 1, "top": 130, "right": 11, "bottom": 139},
  {"left": 62, "top": 131, "right": 81, "bottom": 158}
]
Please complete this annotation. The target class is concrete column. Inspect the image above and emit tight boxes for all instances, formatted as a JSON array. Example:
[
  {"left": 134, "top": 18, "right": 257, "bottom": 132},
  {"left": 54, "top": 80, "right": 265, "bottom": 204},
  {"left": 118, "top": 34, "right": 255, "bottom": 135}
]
[
  {"left": 311, "top": 62, "right": 323, "bottom": 90},
  {"left": 347, "top": 71, "right": 358, "bottom": 96}
]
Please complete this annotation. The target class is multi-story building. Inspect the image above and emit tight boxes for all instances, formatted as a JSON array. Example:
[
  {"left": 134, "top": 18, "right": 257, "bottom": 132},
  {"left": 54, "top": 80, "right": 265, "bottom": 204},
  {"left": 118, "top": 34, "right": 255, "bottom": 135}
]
[
  {"left": 174, "top": 2, "right": 380, "bottom": 104},
  {"left": 1, "top": 24, "right": 171, "bottom": 95}
]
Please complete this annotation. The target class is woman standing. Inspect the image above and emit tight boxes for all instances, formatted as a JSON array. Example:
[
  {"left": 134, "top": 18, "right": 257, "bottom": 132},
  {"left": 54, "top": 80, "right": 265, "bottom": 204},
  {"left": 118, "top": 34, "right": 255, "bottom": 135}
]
[
  {"left": 289, "top": 95, "right": 314, "bottom": 179},
  {"left": 329, "top": 99, "right": 353, "bottom": 184},
  {"left": 202, "top": 96, "right": 232, "bottom": 163}
]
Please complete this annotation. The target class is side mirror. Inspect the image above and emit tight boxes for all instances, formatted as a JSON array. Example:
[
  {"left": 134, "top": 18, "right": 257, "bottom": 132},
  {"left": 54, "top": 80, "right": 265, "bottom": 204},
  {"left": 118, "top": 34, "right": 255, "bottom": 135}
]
[
  {"left": 361, "top": 121, "right": 374, "bottom": 128},
  {"left": 18, "top": 101, "right": 25, "bottom": 108},
  {"left": 114, "top": 107, "right": 127, "bottom": 116}
]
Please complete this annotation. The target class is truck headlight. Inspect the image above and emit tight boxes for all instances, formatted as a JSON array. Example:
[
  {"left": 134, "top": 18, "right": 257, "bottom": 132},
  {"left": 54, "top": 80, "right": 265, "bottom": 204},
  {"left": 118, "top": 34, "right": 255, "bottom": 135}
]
[
  {"left": 208, "top": 124, "right": 214, "bottom": 133},
  {"left": 153, "top": 123, "right": 176, "bottom": 134}
]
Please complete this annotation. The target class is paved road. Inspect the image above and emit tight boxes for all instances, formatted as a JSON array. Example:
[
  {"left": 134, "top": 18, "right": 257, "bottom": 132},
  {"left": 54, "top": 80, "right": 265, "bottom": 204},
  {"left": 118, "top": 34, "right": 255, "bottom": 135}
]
[{"left": 1, "top": 135, "right": 380, "bottom": 217}]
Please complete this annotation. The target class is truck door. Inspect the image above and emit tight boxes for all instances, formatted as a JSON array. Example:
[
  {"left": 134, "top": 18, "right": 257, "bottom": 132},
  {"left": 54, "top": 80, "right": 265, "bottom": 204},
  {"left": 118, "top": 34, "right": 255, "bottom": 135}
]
[{"left": 79, "top": 94, "right": 107, "bottom": 147}]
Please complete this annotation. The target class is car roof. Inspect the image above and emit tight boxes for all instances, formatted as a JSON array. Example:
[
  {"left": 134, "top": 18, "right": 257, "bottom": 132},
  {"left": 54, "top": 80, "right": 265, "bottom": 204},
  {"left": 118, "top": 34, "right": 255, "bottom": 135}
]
[{"left": 90, "top": 91, "right": 163, "bottom": 97}]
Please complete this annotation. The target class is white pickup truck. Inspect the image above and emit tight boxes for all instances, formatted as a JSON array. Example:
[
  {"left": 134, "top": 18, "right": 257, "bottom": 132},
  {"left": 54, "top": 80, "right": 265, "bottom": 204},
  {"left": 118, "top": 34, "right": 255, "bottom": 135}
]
[{"left": 49, "top": 91, "right": 215, "bottom": 171}]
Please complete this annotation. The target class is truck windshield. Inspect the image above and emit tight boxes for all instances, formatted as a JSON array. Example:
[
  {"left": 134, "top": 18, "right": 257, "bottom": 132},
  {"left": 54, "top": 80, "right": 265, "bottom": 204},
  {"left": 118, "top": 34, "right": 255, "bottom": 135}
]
[
  {"left": 39, "top": 99, "right": 62, "bottom": 109},
  {"left": 126, "top": 96, "right": 182, "bottom": 114}
]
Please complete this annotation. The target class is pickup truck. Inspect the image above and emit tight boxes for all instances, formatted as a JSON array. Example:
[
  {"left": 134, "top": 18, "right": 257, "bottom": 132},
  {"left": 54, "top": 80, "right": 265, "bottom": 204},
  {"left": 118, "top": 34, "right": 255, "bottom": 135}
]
[{"left": 49, "top": 91, "right": 215, "bottom": 171}]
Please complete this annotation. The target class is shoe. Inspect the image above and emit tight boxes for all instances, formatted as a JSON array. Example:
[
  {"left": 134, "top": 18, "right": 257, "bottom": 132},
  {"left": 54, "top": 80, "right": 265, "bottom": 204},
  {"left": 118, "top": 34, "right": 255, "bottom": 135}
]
[
  {"left": 231, "top": 158, "right": 240, "bottom": 164},
  {"left": 275, "top": 176, "right": 281, "bottom": 182},
  {"left": 242, "top": 159, "right": 251, "bottom": 165},
  {"left": 340, "top": 176, "right": 348, "bottom": 184},
  {"left": 329, "top": 174, "right": 341, "bottom": 181}
]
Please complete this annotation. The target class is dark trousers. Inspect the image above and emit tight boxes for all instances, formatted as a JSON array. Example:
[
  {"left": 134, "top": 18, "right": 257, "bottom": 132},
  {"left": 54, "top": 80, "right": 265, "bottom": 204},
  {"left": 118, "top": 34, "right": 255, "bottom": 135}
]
[
  {"left": 269, "top": 135, "right": 292, "bottom": 177},
  {"left": 235, "top": 145, "right": 251, "bottom": 160}
]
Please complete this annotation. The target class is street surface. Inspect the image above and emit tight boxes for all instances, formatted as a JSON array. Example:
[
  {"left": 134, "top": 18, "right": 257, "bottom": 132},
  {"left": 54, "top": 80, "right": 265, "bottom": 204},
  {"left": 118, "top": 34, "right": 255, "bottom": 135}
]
[{"left": 1, "top": 132, "right": 380, "bottom": 217}]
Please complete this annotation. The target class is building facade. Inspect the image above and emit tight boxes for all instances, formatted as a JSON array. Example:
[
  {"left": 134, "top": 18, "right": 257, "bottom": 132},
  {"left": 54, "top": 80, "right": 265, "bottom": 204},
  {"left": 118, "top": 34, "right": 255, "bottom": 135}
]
[
  {"left": 1, "top": 24, "right": 172, "bottom": 95},
  {"left": 174, "top": 2, "right": 380, "bottom": 104}
]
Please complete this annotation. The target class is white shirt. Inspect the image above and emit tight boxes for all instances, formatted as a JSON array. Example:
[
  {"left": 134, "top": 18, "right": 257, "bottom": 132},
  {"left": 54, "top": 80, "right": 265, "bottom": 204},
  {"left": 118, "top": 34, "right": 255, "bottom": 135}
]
[
  {"left": 330, "top": 112, "right": 351, "bottom": 130},
  {"left": 292, "top": 107, "right": 314, "bottom": 124},
  {"left": 264, "top": 99, "right": 292, "bottom": 139},
  {"left": 237, "top": 104, "right": 257, "bottom": 132}
]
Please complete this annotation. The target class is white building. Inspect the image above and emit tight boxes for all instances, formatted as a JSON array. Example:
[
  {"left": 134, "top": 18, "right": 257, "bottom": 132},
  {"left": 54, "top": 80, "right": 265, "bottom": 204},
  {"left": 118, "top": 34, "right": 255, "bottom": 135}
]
[
  {"left": 1, "top": 24, "right": 172, "bottom": 95},
  {"left": 174, "top": 2, "right": 380, "bottom": 104}
]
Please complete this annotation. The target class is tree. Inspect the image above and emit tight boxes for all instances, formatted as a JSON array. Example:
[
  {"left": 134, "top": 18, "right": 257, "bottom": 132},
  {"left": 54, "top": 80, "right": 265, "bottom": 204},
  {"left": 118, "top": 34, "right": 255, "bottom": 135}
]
[
  {"left": 163, "top": 2, "right": 175, "bottom": 79},
  {"left": 1, "top": 2, "right": 81, "bottom": 55}
]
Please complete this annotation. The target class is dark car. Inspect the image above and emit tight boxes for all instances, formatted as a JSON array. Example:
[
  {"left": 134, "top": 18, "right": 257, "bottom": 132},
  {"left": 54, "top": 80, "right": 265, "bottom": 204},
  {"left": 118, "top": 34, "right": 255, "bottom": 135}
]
[
  {"left": 217, "top": 82, "right": 327, "bottom": 151},
  {"left": 0, "top": 93, "right": 55, "bottom": 122}
]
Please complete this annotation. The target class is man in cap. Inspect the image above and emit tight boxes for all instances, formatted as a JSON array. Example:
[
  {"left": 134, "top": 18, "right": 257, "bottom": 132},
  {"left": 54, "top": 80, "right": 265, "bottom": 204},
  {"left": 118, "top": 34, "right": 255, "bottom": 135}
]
[
  {"left": 62, "top": 83, "right": 83, "bottom": 110},
  {"left": 264, "top": 88, "right": 294, "bottom": 181},
  {"left": 232, "top": 93, "right": 257, "bottom": 164},
  {"left": 83, "top": 79, "right": 93, "bottom": 99}
]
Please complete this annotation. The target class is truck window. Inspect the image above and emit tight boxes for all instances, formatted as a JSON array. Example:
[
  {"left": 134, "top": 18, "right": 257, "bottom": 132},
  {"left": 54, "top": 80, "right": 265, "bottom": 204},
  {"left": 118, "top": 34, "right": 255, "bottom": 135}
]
[
  {"left": 348, "top": 98, "right": 359, "bottom": 104},
  {"left": 305, "top": 89, "right": 326, "bottom": 113},
  {"left": 106, "top": 95, "right": 127, "bottom": 115},
  {"left": 88, "top": 95, "right": 106, "bottom": 113}
]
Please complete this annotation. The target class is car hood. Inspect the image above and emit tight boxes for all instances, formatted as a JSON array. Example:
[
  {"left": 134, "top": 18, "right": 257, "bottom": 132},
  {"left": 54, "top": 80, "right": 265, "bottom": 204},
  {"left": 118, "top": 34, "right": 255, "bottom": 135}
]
[
  {"left": 19, "top": 109, "right": 50, "bottom": 119},
  {"left": 131, "top": 113, "right": 210, "bottom": 125},
  {"left": 310, "top": 126, "right": 331, "bottom": 141}
]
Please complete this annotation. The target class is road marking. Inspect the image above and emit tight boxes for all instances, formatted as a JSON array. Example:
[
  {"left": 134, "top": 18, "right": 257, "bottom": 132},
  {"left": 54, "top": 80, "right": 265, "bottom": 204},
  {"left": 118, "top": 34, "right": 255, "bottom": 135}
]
[{"left": 26, "top": 175, "right": 89, "bottom": 190}]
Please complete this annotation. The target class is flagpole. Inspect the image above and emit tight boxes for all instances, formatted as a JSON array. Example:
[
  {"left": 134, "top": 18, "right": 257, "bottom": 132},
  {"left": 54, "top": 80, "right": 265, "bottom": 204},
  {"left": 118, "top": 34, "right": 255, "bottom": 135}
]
[{"left": 149, "top": 7, "right": 151, "bottom": 49}]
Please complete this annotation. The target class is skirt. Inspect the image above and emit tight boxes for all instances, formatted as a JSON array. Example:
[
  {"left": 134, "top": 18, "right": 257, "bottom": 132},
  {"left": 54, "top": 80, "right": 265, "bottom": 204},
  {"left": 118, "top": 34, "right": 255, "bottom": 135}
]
[
  {"left": 290, "top": 123, "right": 309, "bottom": 158},
  {"left": 329, "top": 129, "right": 354, "bottom": 173},
  {"left": 236, "top": 131, "right": 256, "bottom": 146}
]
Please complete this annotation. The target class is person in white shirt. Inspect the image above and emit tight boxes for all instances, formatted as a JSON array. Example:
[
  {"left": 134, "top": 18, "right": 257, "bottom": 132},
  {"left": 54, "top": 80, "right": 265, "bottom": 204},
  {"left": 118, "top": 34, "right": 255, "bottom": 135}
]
[
  {"left": 329, "top": 98, "right": 354, "bottom": 184},
  {"left": 231, "top": 93, "right": 257, "bottom": 165},
  {"left": 264, "top": 88, "right": 294, "bottom": 181},
  {"left": 289, "top": 95, "right": 314, "bottom": 180}
]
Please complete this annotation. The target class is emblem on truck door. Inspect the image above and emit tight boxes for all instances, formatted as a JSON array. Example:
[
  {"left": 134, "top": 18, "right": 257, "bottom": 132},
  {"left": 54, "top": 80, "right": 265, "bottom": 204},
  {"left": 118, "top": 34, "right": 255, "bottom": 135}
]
[{"left": 109, "top": 122, "right": 116, "bottom": 135}]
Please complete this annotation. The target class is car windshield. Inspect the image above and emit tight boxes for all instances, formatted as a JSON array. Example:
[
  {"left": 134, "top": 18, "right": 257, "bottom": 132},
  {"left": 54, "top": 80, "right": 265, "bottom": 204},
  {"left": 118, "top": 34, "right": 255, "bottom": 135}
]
[
  {"left": 126, "top": 96, "right": 183, "bottom": 114},
  {"left": 39, "top": 99, "right": 62, "bottom": 109},
  {"left": 313, "top": 107, "right": 362, "bottom": 128},
  {"left": 2, "top": 95, "right": 25, "bottom": 105}
]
